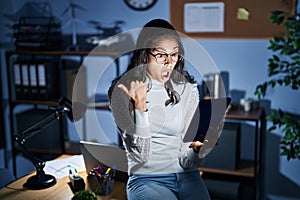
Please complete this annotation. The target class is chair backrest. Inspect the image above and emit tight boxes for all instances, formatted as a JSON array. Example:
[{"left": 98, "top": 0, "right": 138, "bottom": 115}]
[{"left": 0, "top": 168, "right": 15, "bottom": 189}]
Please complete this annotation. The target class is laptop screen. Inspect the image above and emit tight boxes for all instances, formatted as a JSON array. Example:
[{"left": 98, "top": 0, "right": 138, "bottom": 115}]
[{"left": 79, "top": 141, "right": 128, "bottom": 182}]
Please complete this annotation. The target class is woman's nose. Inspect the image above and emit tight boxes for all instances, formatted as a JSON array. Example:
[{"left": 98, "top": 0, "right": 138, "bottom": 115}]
[
  {"left": 164, "top": 62, "right": 173, "bottom": 69},
  {"left": 164, "top": 54, "right": 173, "bottom": 64}
]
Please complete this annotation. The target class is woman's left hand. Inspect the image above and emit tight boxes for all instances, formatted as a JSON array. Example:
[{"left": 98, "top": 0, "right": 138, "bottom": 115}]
[{"left": 189, "top": 141, "right": 205, "bottom": 153}]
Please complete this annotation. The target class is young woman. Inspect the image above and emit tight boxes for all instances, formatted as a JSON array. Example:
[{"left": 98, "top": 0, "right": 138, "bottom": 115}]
[{"left": 108, "top": 19, "right": 211, "bottom": 200}]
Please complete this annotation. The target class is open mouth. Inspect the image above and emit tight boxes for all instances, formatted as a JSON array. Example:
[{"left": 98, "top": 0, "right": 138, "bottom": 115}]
[{"left": 162, "top": 71, "right": 170, "bottom": 79}]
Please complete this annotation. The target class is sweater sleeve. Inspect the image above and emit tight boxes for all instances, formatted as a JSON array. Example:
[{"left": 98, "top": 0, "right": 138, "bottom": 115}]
[
  {"left": 178, "top": 143, "right": 206, "bottom": 169},
  {"left": 110, "top": 87, "right": 152, "bottom": 163},
  {"left": 121, "top": 109, "right": 152, "bottom": 163}
]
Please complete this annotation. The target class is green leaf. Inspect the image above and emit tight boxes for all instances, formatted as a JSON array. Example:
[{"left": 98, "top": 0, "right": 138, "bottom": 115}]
[
  {"left": 294, "top": 39, "right": 300, "bottom": 49},
  {"left": 268, "top": 126, "right": 277, "bottom": 132},
  {"left": 273, "top": 54, "right": 280, "bottom": 61},
  {"left": 269, "top": 80, "right": 277, "bottom": 87},
  {"left": 278, "top": 109, "right": 284, "bottom": 117},
  {"left": 270, "top": 11, "right": 285, "bottom": 24},
  {"left": 284, "top": 76, "right": 291, "bottom": 85},
  {"left": 292, "top": 82, "right": 299, "bottom": 90},
  {"left": 72, "top": 190, "right": 97, "bottom": 200},
  {"left": 280, "top": 149, "right": 288, "bottom": 156}
]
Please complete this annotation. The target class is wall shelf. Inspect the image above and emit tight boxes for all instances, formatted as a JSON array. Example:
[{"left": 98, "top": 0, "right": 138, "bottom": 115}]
[
  {"left": 202, "top": 159, "right": 256, "bottom": 178},
  {"left": 5, "top": 49, "right": 127, "bottom": 176}
]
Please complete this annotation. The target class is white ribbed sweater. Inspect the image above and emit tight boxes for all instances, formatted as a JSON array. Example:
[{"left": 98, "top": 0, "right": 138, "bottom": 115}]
[{"left": 120, "top": 80, "right": 206, "bottom": 175}]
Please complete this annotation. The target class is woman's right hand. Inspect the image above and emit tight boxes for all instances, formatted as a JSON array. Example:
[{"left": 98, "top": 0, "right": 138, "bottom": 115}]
[{"left": 118, "top": 81, "right": 147, "bottom": 111}]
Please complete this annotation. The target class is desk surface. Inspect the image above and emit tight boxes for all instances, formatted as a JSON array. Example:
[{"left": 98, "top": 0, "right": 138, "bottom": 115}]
[
  {"left": 0, "top": 155, "right": 127, "bottom": 200},
  {"left": 225, "top": 108, "right": 264, "bottom": 121}
]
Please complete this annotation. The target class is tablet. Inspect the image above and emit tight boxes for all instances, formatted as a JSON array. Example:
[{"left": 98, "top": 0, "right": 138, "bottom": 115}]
[{"left": 183, "top": 97, "right": 231, "bottom": 142}]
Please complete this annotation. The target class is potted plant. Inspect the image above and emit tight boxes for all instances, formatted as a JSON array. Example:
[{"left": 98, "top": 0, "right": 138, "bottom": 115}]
[{"left": 254, "top": 10, "right": 300, "bottom": 160}]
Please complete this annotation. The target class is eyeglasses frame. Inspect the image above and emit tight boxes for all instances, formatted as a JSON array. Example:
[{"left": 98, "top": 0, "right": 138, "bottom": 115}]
[{"left": 148, "top": 50, "right": 181, "bottom": 64}]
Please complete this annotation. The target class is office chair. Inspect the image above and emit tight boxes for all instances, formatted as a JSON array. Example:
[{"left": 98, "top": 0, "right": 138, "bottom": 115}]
[{"left": 0, "top": 168, "right": 15, "bottom": 189}]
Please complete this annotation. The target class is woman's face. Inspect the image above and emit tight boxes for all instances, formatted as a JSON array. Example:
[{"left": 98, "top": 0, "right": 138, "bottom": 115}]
[{"left": 147, "top": 37, "right": 179, "bottom": 83}]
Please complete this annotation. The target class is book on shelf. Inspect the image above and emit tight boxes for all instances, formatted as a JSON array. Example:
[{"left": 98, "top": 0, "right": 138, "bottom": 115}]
[
  {"left": 29, "top": 63, "right": 38, "bottom": 99},
  {"left": 21, "top": 62, "right": 30, "bottom": 100},
  {"left": 13, "top": 62, "right": 23, "bottom": 99}
]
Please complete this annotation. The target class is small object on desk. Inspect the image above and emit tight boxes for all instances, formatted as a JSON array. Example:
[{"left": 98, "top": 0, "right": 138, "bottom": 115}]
[
  {"left": 69, "top": 168, "right": 86, "bottom": 193},
  {"left": 240, "top": 98, "right": 259, "bottom": 112},
  {"left": 87, "top": 165, "right": 116, "bottom": 196}
]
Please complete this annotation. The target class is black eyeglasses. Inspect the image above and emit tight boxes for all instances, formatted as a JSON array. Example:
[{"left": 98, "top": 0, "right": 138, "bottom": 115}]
[{"left": 148, "top": 51, "right": 179, "bottom": 64}]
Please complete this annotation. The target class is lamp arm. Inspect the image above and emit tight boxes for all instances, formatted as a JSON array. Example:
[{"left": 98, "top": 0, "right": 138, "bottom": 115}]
[
  {"left": 11, "top": 98, "right": 78, "bottom": 189},
  {"left": 14, "top": 109, "right": 63, "bottom": 175},
  {"left": 15, "top": 136, "right": 47, "bottom": 175}
]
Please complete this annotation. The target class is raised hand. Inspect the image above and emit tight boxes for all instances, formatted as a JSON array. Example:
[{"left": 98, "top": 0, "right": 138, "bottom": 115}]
[{"left": 118, "top": 81, "right": 147, "bottom": 111}]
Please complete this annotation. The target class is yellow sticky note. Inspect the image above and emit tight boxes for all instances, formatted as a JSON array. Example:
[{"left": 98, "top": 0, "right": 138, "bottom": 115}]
[{"left": 237, "top": 8, "right": 250, "bottom": 20}]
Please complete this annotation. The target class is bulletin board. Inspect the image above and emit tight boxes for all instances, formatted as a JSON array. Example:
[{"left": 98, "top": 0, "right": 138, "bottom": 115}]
[{"left": 170, "top": 0, "right": 296, "bottom": 39}]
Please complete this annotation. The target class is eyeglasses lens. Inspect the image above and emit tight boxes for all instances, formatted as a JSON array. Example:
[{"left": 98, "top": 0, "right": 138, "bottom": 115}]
[{"left": 156, "top": 53, "right": 178, "bottom": 64}]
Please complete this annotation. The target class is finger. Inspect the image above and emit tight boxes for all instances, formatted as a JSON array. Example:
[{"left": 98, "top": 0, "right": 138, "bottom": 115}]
[
  {"left": 130, "top": 81, "right": 136, "bottom": 89},
  {"left": 189, "top": 141, "right": 204, "bottom": 148},
  {"left": 130, "top": 81, "right": 146, "bottom": 93},
  {"left": 117, "top": 84, "right": 130, "bottom": 97},
  {"left": 134, "top": 81, "right": 145, "bottom": 89},
  {"left": 140, "top": 82, "right": 147, "bottom": 90}
]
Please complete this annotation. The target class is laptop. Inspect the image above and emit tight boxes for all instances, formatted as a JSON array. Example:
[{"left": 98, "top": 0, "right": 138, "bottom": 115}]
[
  {"left": 79, "top": 141, "right": 128, "bottom": 181},
  {"left": 183, "top": 97, "right": 231, "bottom": 143}
]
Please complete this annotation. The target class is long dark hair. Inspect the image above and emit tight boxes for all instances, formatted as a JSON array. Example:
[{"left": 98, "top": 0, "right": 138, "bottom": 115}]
[{"left": 109, "top": 19, "right": 195, "bottom": 106}]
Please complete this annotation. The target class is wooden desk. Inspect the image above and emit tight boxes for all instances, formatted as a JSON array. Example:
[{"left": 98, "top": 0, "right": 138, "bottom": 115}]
[{"left": 0, "top": 155, "right": 127, "bottom": 200}]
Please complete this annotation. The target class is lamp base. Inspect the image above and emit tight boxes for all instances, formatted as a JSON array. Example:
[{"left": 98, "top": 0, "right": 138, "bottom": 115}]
[{"left": 24, "top": 174, "right": 56, "bottom": 190}]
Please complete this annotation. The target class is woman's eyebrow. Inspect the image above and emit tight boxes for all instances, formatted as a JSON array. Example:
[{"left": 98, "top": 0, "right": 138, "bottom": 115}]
[{"left": 153, "top": 46, "right": 179, "bottom": 52}]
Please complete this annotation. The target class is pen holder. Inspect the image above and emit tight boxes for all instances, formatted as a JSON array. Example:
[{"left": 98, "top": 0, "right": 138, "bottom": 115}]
[{"left": 87, "top": 167, "right": 115, "bottom": 196}]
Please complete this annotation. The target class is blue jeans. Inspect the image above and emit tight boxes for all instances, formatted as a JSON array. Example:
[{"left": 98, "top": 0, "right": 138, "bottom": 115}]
[{"left": 127, "top": 170, "right": 210, "bottom": 200}]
